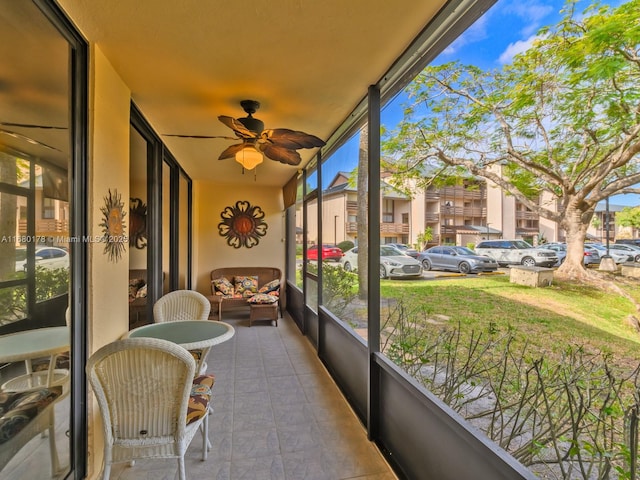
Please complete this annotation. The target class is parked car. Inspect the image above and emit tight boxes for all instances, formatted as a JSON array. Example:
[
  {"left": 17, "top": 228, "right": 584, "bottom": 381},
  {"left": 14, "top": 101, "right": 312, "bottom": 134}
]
[
  {"left": 15, "top": 246, "right": 70, "bottom": 272},
  {"left": 537, "top": 242, "right": 600, "bottom": 266},
  {"left": 585, "top": 242, "right": 633, "bottom": 263},
  {"left": 307, "top": 244, "right": 343, "bottom": 262},
  {"left": 615, "top": 238, "right": 640, "bottom": 247},
  {"left": 386, "top": 243, "right": 419, "bottom": 259},
  {"left": 340, "top": 245, "right": 423, "bottom": 279},
  {"left": 418, "top": 246, "right": 498, "bottom": 274},
  {"left": 605, "top": 243, "right": 640, "bottom": 263},
  {"left": 474, "top": 239, "right": 558, "bottom": 267}
]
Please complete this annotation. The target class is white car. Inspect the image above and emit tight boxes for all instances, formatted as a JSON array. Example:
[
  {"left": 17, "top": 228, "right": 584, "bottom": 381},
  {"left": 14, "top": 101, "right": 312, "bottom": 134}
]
[
  {"left": 474, "top": 239, "right": 558, "bottom": 267},
  {"left": 607, "top": 243, "right": 640, "bottom": 263},
  {"left": 340, "top": 245, "right": 423, "bottom": 279},
  {"left": 585, "top": 243, "right": 631, "bottom": 264},
  {"left": 15, "top": 246, "right": 70, "bottom": 272}
]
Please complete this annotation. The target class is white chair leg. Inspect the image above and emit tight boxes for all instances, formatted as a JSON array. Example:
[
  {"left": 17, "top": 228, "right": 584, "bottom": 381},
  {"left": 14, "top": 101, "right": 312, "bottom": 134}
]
[
  {"left": 46, "top": 410, "right": 60, "bottom": 475},
  {"left": 178, "top": 457, "right": 186, "bottom": 480},
  {"left": 102, "top": 464, "right": 111, "bottom": 480}
]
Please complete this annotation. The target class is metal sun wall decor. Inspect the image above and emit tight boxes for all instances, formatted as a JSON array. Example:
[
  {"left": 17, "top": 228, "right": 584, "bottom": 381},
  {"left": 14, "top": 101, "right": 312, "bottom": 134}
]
[
  {"left": 218, "top": 200, "right": 268, "bottom": 248},
  {"left": 99, "top": 188, "right": 127, "bottom": 262},
  {"left": 129, "top": 197, "right": 148, "bottom": 249}
]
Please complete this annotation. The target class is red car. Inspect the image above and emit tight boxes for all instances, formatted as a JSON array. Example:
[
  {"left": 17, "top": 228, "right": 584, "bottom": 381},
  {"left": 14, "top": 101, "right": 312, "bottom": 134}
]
[{"left": 307, "top": 244, "right": 343, "bottom": 262}]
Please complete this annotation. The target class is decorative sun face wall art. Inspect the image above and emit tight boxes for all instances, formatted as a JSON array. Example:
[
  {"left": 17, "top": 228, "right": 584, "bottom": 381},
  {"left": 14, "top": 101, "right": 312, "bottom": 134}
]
[
  {"left": 99, "top": 189, "right": 127, "bottom": 262},
  {"left": 129, "top": 197, "right": 148, "bottom": 249},
  {"left": 218, "top": 200, "right": 268, "bottom": 248}
]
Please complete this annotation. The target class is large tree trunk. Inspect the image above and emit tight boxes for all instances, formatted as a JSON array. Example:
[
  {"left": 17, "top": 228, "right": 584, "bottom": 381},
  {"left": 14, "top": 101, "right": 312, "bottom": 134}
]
[
  {"left": 0, "top": 156, "right": 18, "bottom": 279},
  {"left": 555, "top": 200, "right": 594, "bottom": 281},
  {"left": 357, "top": 126, "right": 368, "bottom": 300}
]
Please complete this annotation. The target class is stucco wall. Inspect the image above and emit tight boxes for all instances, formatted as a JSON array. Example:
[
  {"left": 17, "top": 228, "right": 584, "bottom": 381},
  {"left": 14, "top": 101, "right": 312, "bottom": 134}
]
[
  {"left": 86, "top": 44, "right": 132, "bottom": 479},
  {"left": 193, "top": 182, "right": 286, "bottom": 296}
]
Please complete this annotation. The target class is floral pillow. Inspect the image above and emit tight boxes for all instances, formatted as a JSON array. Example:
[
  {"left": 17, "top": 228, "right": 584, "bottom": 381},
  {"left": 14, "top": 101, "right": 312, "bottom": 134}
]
[
  {"left": 135, "top": 284, "right": 147, "bottom": 298},
  {"left": 128, "top": 278, "right": 145, "bottom": 300},
  {"left": 234, "top": 276, "right": 258, "bottom": 298},
  {"left": 247, "top": 293, "right": 278, "bottom": 304},
  {"left": 258, "top": 279, "right": 280, "bottom": 294},
  {"left": 212, "top": 276, "right": 234, "bottom": 296}
]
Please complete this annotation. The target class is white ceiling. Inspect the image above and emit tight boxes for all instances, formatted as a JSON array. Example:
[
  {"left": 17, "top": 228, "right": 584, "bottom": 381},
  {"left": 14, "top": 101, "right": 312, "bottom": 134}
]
[{"left": 56, "top": 0, "right": 455, "bottom": 186}]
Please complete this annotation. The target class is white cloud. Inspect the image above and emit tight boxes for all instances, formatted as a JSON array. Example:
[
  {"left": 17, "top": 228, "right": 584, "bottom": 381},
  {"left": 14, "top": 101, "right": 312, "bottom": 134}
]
[
  {"left": 498, "top": 34, "right": 543, "bottom": 64},
  {"left": 441, "top": 14, "right": 490, "bottom": 56}
]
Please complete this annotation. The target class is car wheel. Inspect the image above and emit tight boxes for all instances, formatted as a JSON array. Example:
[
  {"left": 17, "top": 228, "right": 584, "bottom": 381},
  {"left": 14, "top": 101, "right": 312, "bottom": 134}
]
[
  {"left": 635, "top": 254, "right": 640, "bottom": 263},
  {"left": 458, "top": 262, "right": 471, "bottom": 274},
  {"left": 521, "top": 257, "right": 536, "bottom": 267},
  {"left": 379, "top": 265, "right": 387, "bottom": 279},
  {"left": 421, "top": 259, "right": 432, "bottom": 271},
  {"left": 343, "top": 262, "right": 352, "bottom": 271}
]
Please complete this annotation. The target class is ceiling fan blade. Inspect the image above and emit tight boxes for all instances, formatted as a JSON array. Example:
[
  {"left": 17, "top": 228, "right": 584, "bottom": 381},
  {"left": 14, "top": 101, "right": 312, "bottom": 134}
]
[
  {"left": 0, "top": 122, "right": 66, "bottom": 130},
  {"left": 261, "top": 128, "right": 326, "bottom": 150},
  {"left": 260, "top": 144, "right": 302, "bottom": 166},
  {"left": 0, "top": 128, "right": 62, "bottom": 152},
  {"left": 218, "top": 143, "right": 245, "bottom": 160},
  {"left": 218, "top": 116, "right": 257, "bottom": 139},
  {"left": 163, "top": 133, "right": 236, "bottom": 139}
]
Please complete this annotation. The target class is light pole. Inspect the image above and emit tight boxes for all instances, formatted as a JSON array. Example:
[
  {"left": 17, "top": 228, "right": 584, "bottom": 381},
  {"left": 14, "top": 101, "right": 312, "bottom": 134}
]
[
  {"left": 486, "top": 222, "right": 491, "bottom": 240},
  {"left": 334, "top": 215, "right": 338, "bottom": 245}
]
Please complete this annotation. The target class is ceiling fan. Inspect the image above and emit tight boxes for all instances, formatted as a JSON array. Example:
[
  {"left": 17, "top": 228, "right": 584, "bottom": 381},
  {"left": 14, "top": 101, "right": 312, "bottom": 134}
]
[
  {"left": 165, "top": 100, "right": 326, "bottom": 170},
  {"left": 0, "top": 121, "right": 66, "bottom": 152}
]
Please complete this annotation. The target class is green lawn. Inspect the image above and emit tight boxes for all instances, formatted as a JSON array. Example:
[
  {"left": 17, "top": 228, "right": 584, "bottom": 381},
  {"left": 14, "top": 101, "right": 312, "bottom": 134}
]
[{"left": 380, "top": 275, "right": 640, "bottom": 372}]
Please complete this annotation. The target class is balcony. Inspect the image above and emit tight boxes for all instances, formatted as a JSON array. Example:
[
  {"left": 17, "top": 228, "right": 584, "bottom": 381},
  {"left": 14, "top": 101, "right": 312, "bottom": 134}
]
[
  {"left": 6, "top": 313, "right": 395, "bottom": 479},
  {"left": 18, "top": 219, "right": 69, "bottom": 238},
  {"left": 346, "top": 222, "right": 410, "bottom": 235}
]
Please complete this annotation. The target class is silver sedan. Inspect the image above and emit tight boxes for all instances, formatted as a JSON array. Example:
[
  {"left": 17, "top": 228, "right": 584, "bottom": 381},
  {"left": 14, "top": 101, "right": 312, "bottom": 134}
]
[{"left": 418, "top": 246, "right": 499, "bottom": 274}]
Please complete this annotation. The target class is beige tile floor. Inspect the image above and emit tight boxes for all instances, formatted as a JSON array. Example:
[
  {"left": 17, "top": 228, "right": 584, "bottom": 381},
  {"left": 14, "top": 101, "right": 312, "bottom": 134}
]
[{"left": 1, "top": 312, "right": 397, "bottom": 480}]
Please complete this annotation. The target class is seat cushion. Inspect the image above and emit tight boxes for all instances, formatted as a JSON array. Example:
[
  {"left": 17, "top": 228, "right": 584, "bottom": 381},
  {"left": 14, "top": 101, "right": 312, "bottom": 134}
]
[
  {"left": 247, "top": 293, "right": 278, "bottom": 304},
  {"left": 186, "top": 374, "right": 215, "bottom": 425},
  {"left": 0, "top": 387, "right": 62, "bottom": 444}
]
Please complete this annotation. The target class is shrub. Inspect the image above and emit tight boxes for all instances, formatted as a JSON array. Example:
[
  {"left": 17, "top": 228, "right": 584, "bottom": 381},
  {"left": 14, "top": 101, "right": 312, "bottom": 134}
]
[{"left": 337, "top": 240, "right": 354, "bottom": 252}]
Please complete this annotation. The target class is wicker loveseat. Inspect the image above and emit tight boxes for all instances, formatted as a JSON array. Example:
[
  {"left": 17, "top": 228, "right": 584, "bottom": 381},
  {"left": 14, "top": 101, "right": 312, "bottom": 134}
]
[{"left": 209, "top": 267, "right": 282, "bottom": 322}]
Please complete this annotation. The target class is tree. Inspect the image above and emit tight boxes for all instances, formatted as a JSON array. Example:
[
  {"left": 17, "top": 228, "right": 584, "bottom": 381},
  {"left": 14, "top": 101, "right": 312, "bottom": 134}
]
[
  {"left": 416, "top": 228, "right": 433, "bottom": 251},
  {"left": 383, "top": 0, "right": 640, "bottom": 280},
  {"left": 616, "top": 205, "right": 640, "bottom": 230},
  {"left": 357, "top": 126, "right": 369, "bottom": 299}
]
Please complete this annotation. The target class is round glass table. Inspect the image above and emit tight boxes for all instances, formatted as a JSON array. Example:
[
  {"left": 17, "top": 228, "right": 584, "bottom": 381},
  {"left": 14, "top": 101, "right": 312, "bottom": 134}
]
[{"left": 123, "top": 321, "right": 235, "bottom": 374}]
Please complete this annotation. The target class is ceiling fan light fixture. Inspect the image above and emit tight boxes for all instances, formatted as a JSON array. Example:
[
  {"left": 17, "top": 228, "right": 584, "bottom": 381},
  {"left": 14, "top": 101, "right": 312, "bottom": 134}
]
[{"left": 235, "top": 144, "right": 263, "bottom": 170}]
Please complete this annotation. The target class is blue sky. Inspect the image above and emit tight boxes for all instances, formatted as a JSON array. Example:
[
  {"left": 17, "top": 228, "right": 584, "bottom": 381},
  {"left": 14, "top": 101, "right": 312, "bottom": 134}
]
[{"left": 322, "top": 0, "right": 639, "bottom": 208}]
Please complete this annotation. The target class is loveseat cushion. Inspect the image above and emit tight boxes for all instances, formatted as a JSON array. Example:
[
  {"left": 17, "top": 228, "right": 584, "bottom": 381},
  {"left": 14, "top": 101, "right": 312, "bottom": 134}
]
[
  {"left": 258, "top": 279, "right": 280, "bottom": 294},
  {"left": 0, "top": 387, "right": 62, "bottom": 444},
  {"left": 186, "top": 374, "right": 215, "bottom": 426},
  {"left": 247, "top": 293, "right": 278, "bottom": 304},
  {"left": 234, "top": 276, "right": 258, "bottom": 298},
  {"left": 212, "top": 276, "right": 234, "bottom": 296}
]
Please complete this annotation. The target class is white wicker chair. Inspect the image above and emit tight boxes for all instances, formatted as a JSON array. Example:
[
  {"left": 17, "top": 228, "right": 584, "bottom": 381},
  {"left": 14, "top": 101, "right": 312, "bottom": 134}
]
[
  {"left": 86, "top": 338, "right": 211, "bottom": 480},
  {"left": 153, "top": 290, "right": 212, "bottom": 374},
  {"left": 153, "top": 290, "right": 211, "bottom": 323}
]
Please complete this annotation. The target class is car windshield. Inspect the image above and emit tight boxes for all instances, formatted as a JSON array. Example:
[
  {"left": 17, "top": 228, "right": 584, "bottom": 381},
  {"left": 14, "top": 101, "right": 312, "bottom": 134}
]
[
  {"left": 513, "top": 240, "right": 532, "bottom": 249},
  {"left": 381, "top": 246, "right": 403, "bottom": 256},
  {"left": 451, "top": 246, "right": 474, "bottom": 255}
]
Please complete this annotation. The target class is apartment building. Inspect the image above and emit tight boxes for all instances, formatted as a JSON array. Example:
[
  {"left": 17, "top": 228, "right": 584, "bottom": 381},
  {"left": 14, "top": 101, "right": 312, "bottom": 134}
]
[{"left": 310, "top": 171, "right": 634, "bottom": 249}]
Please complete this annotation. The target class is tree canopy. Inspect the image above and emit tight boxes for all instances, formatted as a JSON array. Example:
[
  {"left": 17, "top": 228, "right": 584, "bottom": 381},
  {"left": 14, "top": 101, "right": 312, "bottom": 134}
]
[{"left": 383, "top": 0, "right": 640, "bottom": 278}]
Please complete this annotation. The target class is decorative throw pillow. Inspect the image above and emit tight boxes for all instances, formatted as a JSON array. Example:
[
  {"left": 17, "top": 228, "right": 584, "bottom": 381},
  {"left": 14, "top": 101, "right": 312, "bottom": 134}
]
[
  {"left": 128, "top": 278, "right": 145, "bottom": 299},
  {"left": 258, "top": 279, "right": 280, "bottom": 294},
  {"left": 234, "top": 276, "right": 258, "bottom": 298},
  {"left": 212, "top": 276, "right": 234, "bottom": 296},
  {"left": 247, "top": 293, "right": 278, "bottom": 304},
  {"left": 135, "top": 284, "right": 147, "bottom": 298}
]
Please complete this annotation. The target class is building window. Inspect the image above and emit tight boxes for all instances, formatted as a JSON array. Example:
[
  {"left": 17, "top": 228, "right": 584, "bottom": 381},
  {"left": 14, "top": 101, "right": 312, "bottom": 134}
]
[{"left": 43, "top": 197, "right": 55, "bottom": 219}]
